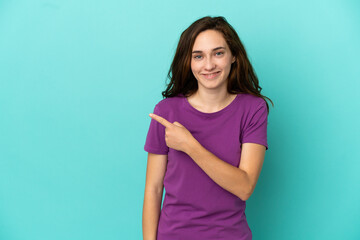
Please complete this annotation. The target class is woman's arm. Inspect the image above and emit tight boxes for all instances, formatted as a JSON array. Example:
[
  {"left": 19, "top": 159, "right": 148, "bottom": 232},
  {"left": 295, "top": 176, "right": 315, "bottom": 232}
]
[
  {"left": 142, "top": 153, "right": 167, "bottom": 240},
  {"left": 185, "top": 140, "right": 265, "bottom": 201}
]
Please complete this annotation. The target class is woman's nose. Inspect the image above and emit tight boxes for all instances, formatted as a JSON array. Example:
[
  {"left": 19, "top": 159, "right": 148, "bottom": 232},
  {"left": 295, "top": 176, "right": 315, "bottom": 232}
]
[{"left": 204, "top": 57, "right": 215, "bottom": 71}]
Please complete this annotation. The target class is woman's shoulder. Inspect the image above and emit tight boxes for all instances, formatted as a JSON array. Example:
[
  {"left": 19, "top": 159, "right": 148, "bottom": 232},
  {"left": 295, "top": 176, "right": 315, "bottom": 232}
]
[
  {"left": 236, "top": 93, "right": 267, "bottom": 114},
  {"left": 239, "top": 93, "right": 266, "bottom": 105},
  {"left": 155, "top": 94, "right": 185, "bottom": 109}
]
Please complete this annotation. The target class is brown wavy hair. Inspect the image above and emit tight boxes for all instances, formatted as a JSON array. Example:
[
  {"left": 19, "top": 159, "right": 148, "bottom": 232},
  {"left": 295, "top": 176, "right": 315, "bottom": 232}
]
[{"left": 161, "top": 16, "right": 274, "bottom": 113}]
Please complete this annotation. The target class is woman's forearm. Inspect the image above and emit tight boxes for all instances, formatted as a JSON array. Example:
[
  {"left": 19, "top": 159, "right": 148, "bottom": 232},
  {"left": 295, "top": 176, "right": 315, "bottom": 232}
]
[
  {"left": 185, "top": 138, "right": 251, "bottom": 201},
  {"left": 142, "top": 189, "right": 163, "bottom": 240}
]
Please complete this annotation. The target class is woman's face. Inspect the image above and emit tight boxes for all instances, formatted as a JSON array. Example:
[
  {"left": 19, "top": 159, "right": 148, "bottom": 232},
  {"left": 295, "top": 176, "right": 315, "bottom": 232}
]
[{"left": 190, "top": 29, "right": 235, "bottom": 92}]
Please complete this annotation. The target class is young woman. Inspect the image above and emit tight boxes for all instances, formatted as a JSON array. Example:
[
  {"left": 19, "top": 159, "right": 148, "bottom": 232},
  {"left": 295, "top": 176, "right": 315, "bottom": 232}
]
[{"left": 142, "top": 16, "right": 273, "bottom": 240}]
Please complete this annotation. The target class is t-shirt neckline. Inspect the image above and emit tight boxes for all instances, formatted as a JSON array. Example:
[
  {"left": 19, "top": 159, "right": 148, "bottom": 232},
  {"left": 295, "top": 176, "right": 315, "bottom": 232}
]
[{"left": 182, "top": 93, "right": 240, "bottom": 118}]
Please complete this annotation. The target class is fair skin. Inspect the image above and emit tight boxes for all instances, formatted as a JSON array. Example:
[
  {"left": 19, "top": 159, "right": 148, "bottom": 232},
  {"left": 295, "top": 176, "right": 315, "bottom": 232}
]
[
  {"left": 142, "top": 153, "right": 166, "bottom": 240},
  {"left": 143, "top": 29, "right": 266, "bottom": 240},
  {"left": 189, "top": 29, "right": 237, "bottom": 111}
]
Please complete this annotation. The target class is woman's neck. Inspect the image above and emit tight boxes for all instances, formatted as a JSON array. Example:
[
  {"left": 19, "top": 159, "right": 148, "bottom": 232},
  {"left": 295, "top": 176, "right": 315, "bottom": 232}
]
[{"left": 187, "top": 90, "right": 237, "bottom": 113}]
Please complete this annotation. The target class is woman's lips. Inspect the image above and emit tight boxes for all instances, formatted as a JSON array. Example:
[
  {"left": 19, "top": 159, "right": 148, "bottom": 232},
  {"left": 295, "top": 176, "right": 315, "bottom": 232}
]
[{"left": 202, "top": 71, "right": 221, "bottom": 79}]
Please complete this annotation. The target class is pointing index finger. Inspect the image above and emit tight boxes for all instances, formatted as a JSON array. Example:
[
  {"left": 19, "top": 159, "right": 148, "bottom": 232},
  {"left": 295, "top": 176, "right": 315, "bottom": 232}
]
[{"left": 149, "top": 113, "right": 172, "bottom": 128}]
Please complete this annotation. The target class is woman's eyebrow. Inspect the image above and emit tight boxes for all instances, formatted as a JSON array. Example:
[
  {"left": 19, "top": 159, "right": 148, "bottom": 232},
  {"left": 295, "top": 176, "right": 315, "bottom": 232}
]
[{"left": 192, "top": 46, "right": 225, "bottom": 54}]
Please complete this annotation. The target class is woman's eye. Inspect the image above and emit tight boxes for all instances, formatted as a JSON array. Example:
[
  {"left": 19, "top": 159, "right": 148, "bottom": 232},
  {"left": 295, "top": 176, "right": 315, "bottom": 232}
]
[{"left": 193, "top": 52, "right": 223, "bottom": 59}]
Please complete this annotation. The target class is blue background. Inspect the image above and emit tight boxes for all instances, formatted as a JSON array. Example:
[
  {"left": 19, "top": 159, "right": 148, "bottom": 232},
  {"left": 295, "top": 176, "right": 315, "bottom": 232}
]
[{"left": 0, "top": 0, "right": 359, "bottom": 239}]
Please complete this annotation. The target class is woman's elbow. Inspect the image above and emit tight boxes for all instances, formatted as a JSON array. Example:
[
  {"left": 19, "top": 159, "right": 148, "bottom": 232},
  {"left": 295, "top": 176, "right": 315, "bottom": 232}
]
[
  {"left": 237, "top": 185, "right": 254, "bottom": 201},
  {"left": 238, "top": 193, "right": 251, "bottom": 201}
]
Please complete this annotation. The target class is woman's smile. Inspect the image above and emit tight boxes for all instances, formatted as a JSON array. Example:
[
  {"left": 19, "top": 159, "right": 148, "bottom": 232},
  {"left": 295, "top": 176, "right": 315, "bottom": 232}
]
[{"left": 201, "top": 71, "right": 221, "bottom": 79}]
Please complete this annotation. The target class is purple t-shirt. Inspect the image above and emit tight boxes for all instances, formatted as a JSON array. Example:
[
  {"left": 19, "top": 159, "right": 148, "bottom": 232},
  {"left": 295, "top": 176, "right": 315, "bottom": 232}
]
[{"left": 144, "top": 93, "right": 268, "bottom": 240}]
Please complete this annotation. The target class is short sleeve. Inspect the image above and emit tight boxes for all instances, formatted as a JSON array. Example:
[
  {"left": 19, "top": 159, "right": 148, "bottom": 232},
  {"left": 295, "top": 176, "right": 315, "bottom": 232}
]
[
  {"left": 241, "top": 100, "right": 269, "bottom": 150},
  {"left": 144, "top": 104, "right": 169, "bottom": 155}
]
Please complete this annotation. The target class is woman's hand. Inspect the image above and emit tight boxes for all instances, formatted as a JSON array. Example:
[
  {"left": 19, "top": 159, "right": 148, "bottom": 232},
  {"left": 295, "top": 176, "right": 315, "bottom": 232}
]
[{"left": 149, "top": 113, "right": 196, "bottom": 153}]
